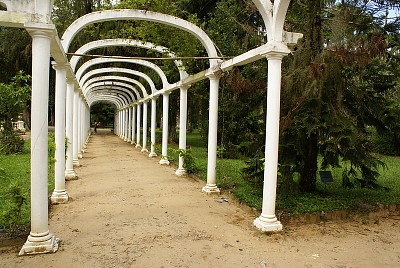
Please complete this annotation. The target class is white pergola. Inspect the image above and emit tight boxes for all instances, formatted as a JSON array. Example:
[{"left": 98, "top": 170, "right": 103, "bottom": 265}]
[{"left": 0, "top": 0, "right": 302, "bottom": 255}]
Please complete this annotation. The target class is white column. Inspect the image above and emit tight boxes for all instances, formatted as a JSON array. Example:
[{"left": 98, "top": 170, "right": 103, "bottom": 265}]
[
  {"left": 123, "top": 108, "right": 128, "bottom": 141},
  {"left": 50, "top": 62, "right": 69, "bottom": 204},
  {"left": 72, "top": 88, "right": 80, "bottom": 166},
  {"left": 254, "top": 51, "right": 288, "bottom": 232},
  {"left": 202, "top": 75, "right": 220, "bottom": 193},
  {"left": 131, "top": 105, "right": 136, "bottom": 144},
  {"left": 77, "top": 99, "right": 83, "bottom": 158},
  {"left": 141, "top": 101, "right": 149, "bottom": 152},
  {"left": 136, "top": 104, "right": 141, "bottom": 148},
  {"left": 125, "top": 108, "right": 129, "bottom": 141},
  {"left": 82, "top": 103, "right": 86, "bottom": 149},
  {"left": 127, "top": 105, "right": 132, "bottom": 142},
  {"left": 176, "top": 86, "right": 189, "bottom": 176},
  {"left": 114, "top": 112, "right": 118, "bottom": 135},
  {"left": 65, "top": 79, "right": 76, "bottom": 180},
  {"left": 159, "top": 93, "right": 170, "bottom": 165},
  {"left": 20, "top": 26, "right": 59, "bottom": 255},
  {"left": 118, "top": 110, "right": 122, "bottom": 136},
  {"left": 149, "top": 97, "right": 158, "bottom": 157}
]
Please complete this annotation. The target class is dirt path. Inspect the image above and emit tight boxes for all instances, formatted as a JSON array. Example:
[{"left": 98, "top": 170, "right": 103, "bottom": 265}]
[{"left": 1, "top": 130, "right": 400, "bottom": 267}]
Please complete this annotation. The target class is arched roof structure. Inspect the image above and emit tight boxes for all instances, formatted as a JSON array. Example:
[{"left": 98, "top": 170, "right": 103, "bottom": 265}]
[
  {"left": 72, "top": 39, "right": 188, "bottom": 80},
  {"left": 82, "top": 75, "right": 146, "bottom": 98},
  {"left": 61, "top": 9, "right": 220, "bottom": 67},
  {"left": 85, "top": 82, "right": 140, "bottom": 101},
  {"left": 80, "top": 67, "right": 155, "bottom": 95},
  {"left": 86, "top": 88, "right": 131, "bottom": 104},
  {"left": 77, "top": 58, "right": 170, "bottom": 88}
]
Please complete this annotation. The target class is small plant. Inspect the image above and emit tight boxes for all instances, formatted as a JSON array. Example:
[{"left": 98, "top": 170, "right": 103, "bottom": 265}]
[
  {"left": 176, "top": 149, "right": 199, "bottom": 174},
  {"left": 242, "top": 157, "right": 265, "bottom": 187},
  {"left": 0, "top": 168, "right": 27, "bottom": 234}
]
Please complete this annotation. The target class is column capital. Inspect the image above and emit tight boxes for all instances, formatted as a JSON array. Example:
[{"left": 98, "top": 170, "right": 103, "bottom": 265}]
[
  {"left": 262, "top": 50, "right": 289, "bottom": 60},
  {"left": 25, "top": 24, "right": 55, "bottom": 39},
  {"left": 51, "top": 61, "right": 69, "bottom": 71},
  {"left": 179, "top": 84, "right": 191, "bottom": 91},
  {"left": 206, "top": 71, "right": 223, "bottom": 80}
]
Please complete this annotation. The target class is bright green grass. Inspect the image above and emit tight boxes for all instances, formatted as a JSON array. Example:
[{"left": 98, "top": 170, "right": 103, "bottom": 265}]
[
  {"left": 0, "top": 139, "right": 55, "bottom": 229},
  {"left": 156, "top": 130, "right": 400, "bottom": 214}
]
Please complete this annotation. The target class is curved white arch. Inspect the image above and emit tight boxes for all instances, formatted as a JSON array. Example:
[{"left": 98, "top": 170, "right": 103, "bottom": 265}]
[
  {"left": 82, "top": 75, "right": 147, "bottom": 98},
  {"left": 89, "top": 99, "right": 119, "bottom": 108},
  {"left": 85, "top": 82, "right": 140, "bottom": 101},
  {"left": 252, "top": 0, "right": 290, "bottom": 42},
  {"left": 72, "top": 39, "right": 188, "bottom": 80},
  {"left": 80, "top": 67, "right": 155, "bottom": 95},
  {"left": 83, "top": 82, "right": 141, "bottom": 101},
  {"left": 61, "top": 9, "right": 219, "bottom": 67},
  {"left": 87, "top": 90, "right": 130, "bottom": 106},
  {"left": 76, "top": 57, "right": 170, "bottom": 88},
  {"left": 88, "top": 95, "right": 124, "bottom": 108}
]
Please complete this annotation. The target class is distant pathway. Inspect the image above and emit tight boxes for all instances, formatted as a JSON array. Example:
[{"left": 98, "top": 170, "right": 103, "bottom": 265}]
[{"left": 1, "top": 131, "right": 399, "bottom": 267}]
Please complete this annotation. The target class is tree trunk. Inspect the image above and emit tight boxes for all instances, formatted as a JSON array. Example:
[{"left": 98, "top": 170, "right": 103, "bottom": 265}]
[
  {"left": 299, "top": 131, "right": 319, "bottom": 192},
  {"left": 298, "top": 0, "right": 323, "bottom": 192},
  {"left": 168, "top": 92, "right": 178, "bottom": 143}
]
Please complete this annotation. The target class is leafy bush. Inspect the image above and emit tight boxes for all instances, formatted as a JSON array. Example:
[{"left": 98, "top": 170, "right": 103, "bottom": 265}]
[
  {"left": 0, "top": 129, "right": 24, "bottom": 155},
  {"left": 0, "top": 168, "right": 27, "bottom": 233},
  {"left": 177, "top": 149, "right": 199, "bottom": 174},
  {"left": 372, "top": 133, "right": 400, "bottom": 156},
  {"left": 0, "top": 71, "right": 30, "bottom": 155}
]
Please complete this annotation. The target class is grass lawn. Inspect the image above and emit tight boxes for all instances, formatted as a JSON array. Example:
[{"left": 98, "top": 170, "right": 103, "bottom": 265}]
[
  {"left": 156, "top": 130, "right": 400, "bottom": 214},
  {"left": 0, "top": 137, "right": 55, "bottom": 231},
  {"left": 1, "top": 130, "right": 399, "bottom": 231}
]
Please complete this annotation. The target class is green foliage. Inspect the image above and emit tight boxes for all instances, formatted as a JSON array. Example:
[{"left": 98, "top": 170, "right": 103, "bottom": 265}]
[
  {"left": 0, "top": 71, "right": 31, "bottom": 155},
  {"left": 372, "top": 133, "right": 400, "bottom": 156},
  {"left": 0, "top": 136, "right": 56, "bottom": 233},
  {"left": 242, "top": 157, "right": 264, "bottom": 187},
  {"left": 90, "top": 103, "right": 116, "bottom": 128},
  {"left": 176, "top": 148, "right": 198, "bottom": 174},
  {"left": 0, "top": 168, "right": 27, "bottom": 233},
  {"left": 279, "top": 1, "right": 400, "bottom": 192},
  {"left": 0, "top": 130, "right": 24, "bottom": 155}
]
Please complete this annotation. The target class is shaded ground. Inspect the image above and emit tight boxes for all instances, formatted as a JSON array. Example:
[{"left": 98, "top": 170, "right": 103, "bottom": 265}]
[{"left": 1, "top": 129, "right": 399, "bottom": 267}]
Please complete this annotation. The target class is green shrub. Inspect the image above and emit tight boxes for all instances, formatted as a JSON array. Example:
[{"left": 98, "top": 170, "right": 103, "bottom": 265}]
[
  {"left": 0, "top": 168, "right": 27, "bottom": 233},
  {"left": 372, "top": 133, "right": 400, "bottom": 156},
  {"left": 177, "top": 149, "right": 199, "bottom": 174}
]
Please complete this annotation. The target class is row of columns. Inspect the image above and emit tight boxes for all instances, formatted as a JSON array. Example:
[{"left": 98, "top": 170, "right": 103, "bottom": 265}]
[
  {"left": 20, "top": 26, "right": 91, "bottom": 255},
  {"left": 20, "top": 27, "right": 289, "bottom": 257}
]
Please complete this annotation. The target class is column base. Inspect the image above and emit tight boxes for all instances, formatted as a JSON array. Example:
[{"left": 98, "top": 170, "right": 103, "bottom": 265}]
[
  {"left": 50, "top": 190, "right": 69, "bottom": 204},
  {"left": 123, "top": 138, "right": 128, "bottom": 142},
  {"left": 175, "top": 168, "right": 186, "bottom": 176},
  {"left": 19, "top": 233, "right": 59, "bottom": 255},
  {"left": 65, "top": 170, "right": 77, "bottom": 180},
  {"left": 141, "top": 148, "right": 149, "bottom": 153},
  {"left": 202, "top": 184, "right": 220, "bottom": 194},
  {"left": 253, "top": 215, "right": 283, "bottom": 232},
  {"left": 73, "top": 159, "right": 80, "bottom": 167},
  {"left": 78, "top": 153, "right": 83, "bottom": 159},
  {"left": 148, "top": 152, "right": 157, "bottom": 158},
  {"left": 131, "top": 141, "right": 136, "bottom": 145},
  {"left": 135, "top": 144, "right": 142, "bottom": 149},
  {"left": 159, "top": 158, "right": 170, "bottom": 165}
]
